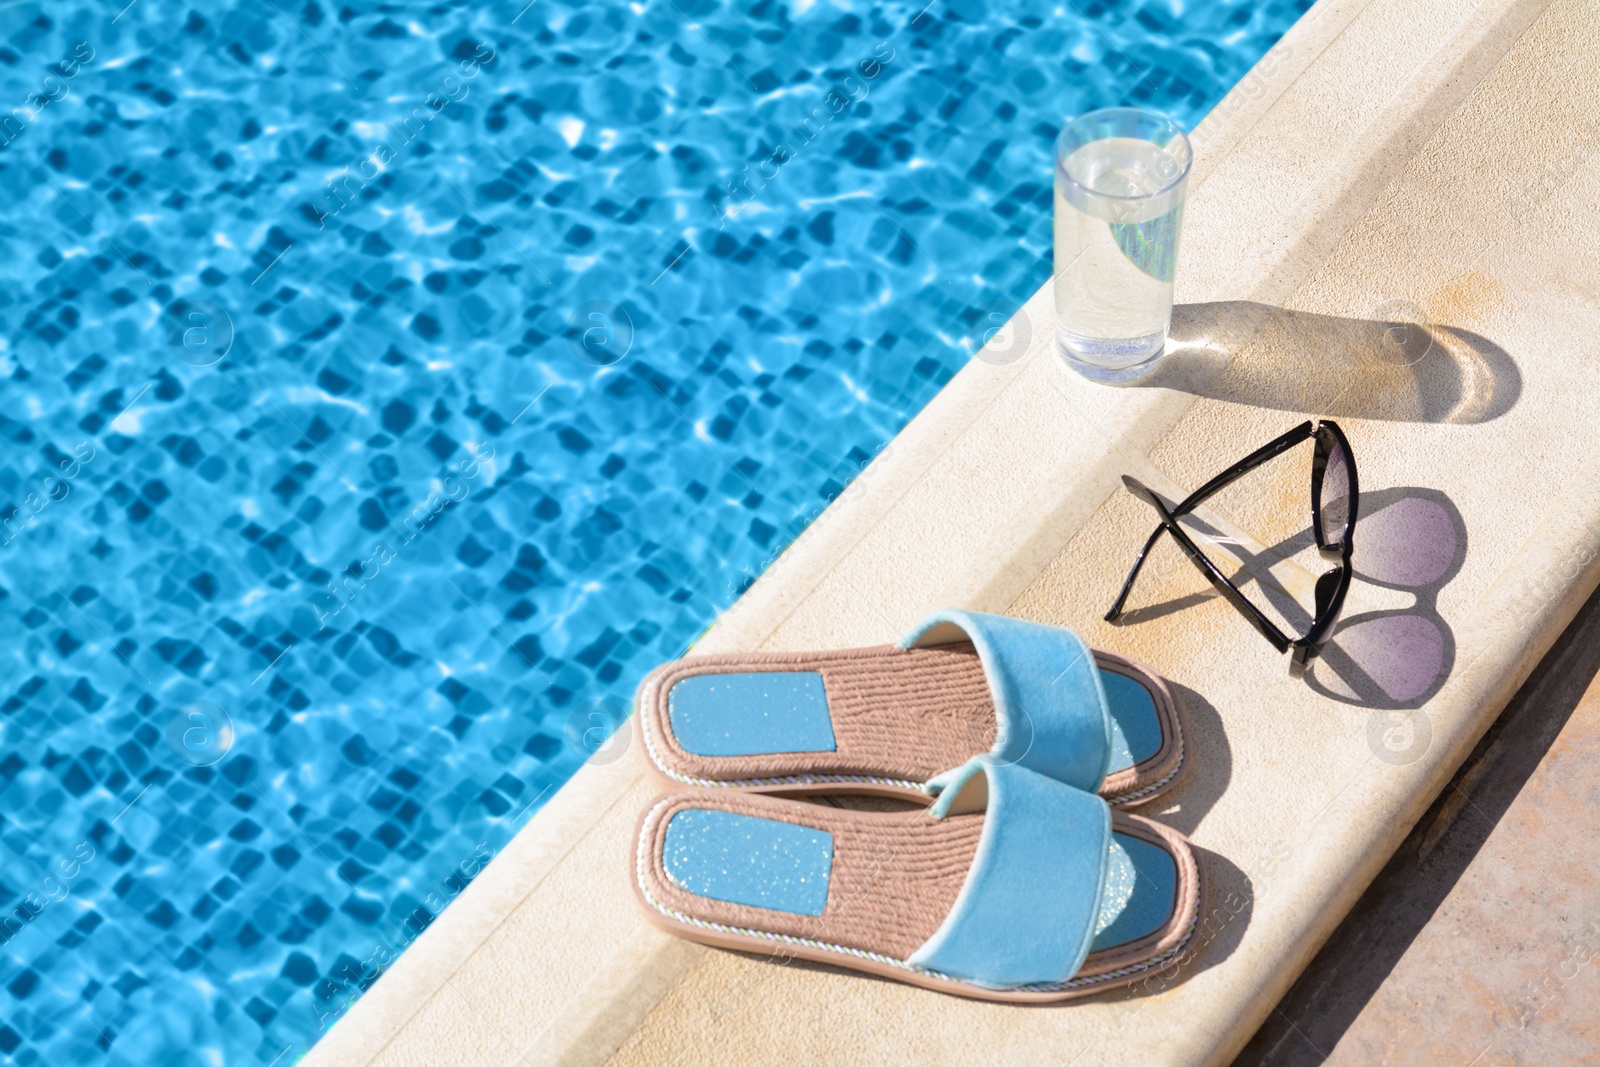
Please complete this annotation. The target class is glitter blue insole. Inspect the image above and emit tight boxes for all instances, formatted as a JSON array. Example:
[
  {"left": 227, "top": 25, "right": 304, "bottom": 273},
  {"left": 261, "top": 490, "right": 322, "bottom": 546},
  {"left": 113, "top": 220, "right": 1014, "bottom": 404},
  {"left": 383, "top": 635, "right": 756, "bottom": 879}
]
[
  {"left": 1089, "top": 834, "right": 1178, "bottom": 951},
  {"left": 663, "top": 809, "right": 835, "bottom": 915},
  {"left": 668, "top": 667, "right": 1162, "bottom": 774},
  {"left": 1102, "top": 670, "right": 1164, "bottom": 772},
  {"left": 663, "top": 809, "right": 1175, "bottom": 954}
]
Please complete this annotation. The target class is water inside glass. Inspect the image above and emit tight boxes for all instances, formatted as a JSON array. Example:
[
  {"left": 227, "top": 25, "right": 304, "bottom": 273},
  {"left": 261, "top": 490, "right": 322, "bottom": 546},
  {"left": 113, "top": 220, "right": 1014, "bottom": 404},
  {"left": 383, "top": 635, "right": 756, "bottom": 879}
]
[{"left": 1054, "top": 132, "right": 1187, "bottom": 380}]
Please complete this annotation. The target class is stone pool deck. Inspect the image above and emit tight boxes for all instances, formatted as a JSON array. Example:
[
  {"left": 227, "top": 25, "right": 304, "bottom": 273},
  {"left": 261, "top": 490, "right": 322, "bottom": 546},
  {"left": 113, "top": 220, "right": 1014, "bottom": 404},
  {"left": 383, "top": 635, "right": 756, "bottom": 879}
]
[
  {"left": 1239, "top": 581, "right": 1600, "bottom": 1066},
  {"left": 303, "top": 0, "right": 1600, "bottom": 1064}
]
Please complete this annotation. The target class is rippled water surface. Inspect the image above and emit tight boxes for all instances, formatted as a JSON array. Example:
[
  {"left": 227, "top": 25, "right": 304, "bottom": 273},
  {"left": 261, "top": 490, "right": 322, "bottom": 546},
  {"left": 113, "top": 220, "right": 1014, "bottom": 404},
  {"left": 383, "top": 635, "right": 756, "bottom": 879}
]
[{"left": 0, "top": 0, "right": 1309, "bottom": 1061}]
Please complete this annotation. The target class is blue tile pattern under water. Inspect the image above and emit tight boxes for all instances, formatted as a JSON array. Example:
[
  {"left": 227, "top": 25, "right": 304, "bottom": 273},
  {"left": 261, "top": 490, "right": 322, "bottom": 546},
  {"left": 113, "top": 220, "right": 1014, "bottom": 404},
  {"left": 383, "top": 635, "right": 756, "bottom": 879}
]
[{"left": 0, "top": 0, "right": 1308, "bottom": 1062}]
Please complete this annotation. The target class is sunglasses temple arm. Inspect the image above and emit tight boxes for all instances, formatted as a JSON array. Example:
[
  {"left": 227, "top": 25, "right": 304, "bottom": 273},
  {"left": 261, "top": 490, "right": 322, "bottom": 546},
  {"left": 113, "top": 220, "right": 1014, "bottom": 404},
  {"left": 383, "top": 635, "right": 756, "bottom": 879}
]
[
  {"left": 1105, "top": 525, "right": 1168, "bottom": 622},
  {"left": 1161, "top": 521, "right": 1294, "bottom": 654},
  {"left": 1170, "top": 421, "right": 1315, "bottom": 517}
]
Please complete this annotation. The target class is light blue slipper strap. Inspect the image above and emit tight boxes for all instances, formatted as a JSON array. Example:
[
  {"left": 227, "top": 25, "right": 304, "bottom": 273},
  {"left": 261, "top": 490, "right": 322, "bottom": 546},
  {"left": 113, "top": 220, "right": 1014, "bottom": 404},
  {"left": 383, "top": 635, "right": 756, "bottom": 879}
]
[
  {"left": 908, "top": 758, "right": 1110, "bottom": 988},
  {"left": 901, "top": 610, "right": 1112, "bottom": 792}
]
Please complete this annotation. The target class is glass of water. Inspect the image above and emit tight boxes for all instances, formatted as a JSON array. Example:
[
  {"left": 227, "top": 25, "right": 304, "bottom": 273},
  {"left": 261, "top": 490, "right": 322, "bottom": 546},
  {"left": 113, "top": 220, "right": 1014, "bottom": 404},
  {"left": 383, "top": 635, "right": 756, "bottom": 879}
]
[{"left": 1054, "top": 108, "right": 1192, "bottom": 383}]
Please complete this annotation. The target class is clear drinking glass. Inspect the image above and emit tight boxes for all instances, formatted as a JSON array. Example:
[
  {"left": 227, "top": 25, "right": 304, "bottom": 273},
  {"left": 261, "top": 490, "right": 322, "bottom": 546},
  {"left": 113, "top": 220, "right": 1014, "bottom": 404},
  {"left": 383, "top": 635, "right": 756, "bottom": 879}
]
[{"left": 1054, "top": 108, "right": 1192, "bottom": 383}]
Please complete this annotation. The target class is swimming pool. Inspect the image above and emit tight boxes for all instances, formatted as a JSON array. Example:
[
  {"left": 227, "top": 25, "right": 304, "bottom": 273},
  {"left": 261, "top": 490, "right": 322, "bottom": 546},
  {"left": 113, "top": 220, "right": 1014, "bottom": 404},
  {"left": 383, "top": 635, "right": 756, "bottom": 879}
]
[{"left": 0, "top": 0, "right": 1309, "bottom": 1062}]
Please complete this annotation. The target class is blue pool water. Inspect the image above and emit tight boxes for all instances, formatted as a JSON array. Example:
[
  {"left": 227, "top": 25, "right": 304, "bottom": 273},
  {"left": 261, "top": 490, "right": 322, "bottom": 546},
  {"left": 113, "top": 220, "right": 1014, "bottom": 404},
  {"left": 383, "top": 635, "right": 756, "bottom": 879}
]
[{"left": 0, "top": 1, "right": 1309, "bottom": 1061}]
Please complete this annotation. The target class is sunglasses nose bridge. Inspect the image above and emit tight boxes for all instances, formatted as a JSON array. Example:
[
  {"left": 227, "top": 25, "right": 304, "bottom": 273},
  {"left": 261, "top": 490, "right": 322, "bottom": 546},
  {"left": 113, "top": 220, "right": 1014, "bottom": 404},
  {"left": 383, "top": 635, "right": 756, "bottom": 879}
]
[{"left": 1314, "top": 566, "right": 1344, "bottom": 613}]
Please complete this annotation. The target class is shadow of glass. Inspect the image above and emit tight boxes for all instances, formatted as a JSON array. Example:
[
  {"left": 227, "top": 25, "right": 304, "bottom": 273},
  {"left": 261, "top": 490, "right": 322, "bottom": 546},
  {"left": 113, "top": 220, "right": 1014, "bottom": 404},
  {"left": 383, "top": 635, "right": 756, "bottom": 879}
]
[{"left": 1143, "top": 301, "right": 1520, "bottom": 424}]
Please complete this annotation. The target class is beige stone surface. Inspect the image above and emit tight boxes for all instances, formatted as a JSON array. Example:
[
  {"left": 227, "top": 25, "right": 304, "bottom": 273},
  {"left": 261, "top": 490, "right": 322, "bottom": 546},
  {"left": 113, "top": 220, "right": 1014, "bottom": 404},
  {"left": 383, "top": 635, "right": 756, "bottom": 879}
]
[
  {"left": 1236, "top": 584, "right": 1600, "bottom": 1065},
  {"left": 303, "top": 0, "right": 1600, "bottom": 1064}
]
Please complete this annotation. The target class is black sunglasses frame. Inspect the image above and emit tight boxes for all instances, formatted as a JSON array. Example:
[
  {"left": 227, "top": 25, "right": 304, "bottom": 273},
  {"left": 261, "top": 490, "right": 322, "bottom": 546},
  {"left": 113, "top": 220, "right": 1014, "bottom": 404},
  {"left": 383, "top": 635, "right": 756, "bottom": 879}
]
[{"left": 1104, "top": 420, "right": 1359, "bottom": 673}]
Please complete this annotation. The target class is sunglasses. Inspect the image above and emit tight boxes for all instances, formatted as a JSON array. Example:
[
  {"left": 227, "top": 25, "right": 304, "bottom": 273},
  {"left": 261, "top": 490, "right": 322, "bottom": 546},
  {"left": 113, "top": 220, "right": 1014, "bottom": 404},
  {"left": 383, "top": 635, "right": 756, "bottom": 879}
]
[{"left": 1105, "top": 420, "right": 1359, "bottom": 674}]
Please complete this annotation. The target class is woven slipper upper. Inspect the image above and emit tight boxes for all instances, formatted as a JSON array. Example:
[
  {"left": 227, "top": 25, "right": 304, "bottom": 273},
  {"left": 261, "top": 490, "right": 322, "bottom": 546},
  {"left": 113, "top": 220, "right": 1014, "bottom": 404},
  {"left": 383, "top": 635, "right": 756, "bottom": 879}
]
[
  {"left": 908, "top": 756, "right": 1111, "bottom": 987},
  {"left": 903, "top": 610, "right": 1113, "bottom": 796}
]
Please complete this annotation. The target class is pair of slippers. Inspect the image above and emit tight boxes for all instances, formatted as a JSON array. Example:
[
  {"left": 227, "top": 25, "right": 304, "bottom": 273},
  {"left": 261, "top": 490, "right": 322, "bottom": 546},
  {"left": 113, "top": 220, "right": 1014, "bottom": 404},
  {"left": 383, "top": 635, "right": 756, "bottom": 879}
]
[{"left": 629, "top": 610, "right": 1202, "bottom": 1001}]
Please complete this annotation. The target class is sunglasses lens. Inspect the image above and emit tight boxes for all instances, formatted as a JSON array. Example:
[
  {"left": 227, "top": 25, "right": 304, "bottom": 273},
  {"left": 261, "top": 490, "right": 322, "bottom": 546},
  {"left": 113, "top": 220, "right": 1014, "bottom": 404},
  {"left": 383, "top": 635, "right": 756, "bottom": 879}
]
[{"left": 1319, "top": 440, "right": 1353, "bottom": 544}]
